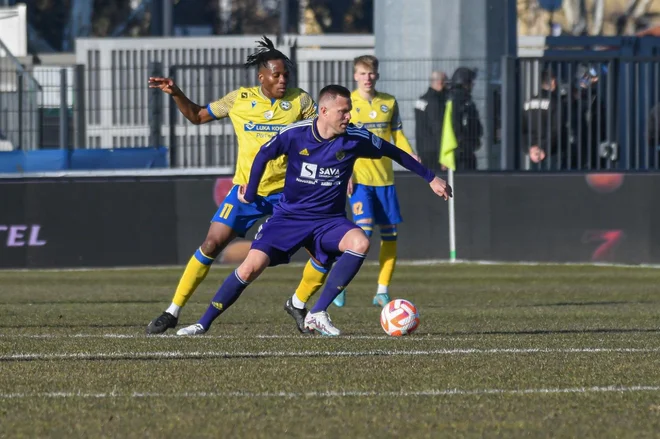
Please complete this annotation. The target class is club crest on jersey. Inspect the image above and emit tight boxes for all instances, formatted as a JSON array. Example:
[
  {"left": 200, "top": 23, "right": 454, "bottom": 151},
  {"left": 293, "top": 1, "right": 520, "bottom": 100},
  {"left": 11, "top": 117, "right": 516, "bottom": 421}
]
[
  {"left": 280, "top": 101, "right": 292, "bottom": 111},
  {"left": 251, "top": 100, "right": 257, "bottom": 108},
  {"left": 241, "top": 92, "right": 248, "bottom": 99},
  {"left": 264, "top": 110, "right": 274, "bottom": 120},
  {"left": 380, "top": 104, "right": 389, "bottom": 113},
  {"left": 335, "top": 149, "right": 345, "bottom": 161}
]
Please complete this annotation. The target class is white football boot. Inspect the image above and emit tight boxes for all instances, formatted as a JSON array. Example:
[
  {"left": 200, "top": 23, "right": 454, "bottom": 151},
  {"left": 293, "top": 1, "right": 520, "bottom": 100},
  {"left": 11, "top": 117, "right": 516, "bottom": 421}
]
[
  {"left": 304, "top": 311, "right": 341, "bottom": 336},
  {"left": 176, "top": 323, "right": 207, "bottom": 336}
]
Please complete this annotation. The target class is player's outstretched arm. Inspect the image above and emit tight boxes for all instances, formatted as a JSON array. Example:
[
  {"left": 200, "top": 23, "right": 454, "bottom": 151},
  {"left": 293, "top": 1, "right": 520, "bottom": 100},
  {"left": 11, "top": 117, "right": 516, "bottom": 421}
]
[
  {"left": 148, "top": 76, "right": 215, "bottom": 125},
  {"left": 376, "top": 138, "right": 452, "bottom": 200}
]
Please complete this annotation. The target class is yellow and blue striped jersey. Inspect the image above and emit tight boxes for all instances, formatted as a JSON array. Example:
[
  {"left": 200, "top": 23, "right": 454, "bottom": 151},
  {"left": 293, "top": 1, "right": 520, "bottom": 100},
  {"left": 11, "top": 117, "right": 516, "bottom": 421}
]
[
  {"left": 207, "top": 86, "right": 316, "bottom": 196},
  {"left": 350, "top": 89, "right": 413, "bottom": 186}
]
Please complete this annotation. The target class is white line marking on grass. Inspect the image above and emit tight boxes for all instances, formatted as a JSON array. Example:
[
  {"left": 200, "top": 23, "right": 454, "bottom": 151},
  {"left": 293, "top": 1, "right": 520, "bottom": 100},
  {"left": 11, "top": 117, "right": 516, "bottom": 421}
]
[
  {"left": 3, "top": 386, "right": 660, "bottom": 399},
  {"left": 3, "top": 347, "right": 660, "bottom": 362},
  {"left": 0, "top": 333, "right": 477, "bottom": 341}
]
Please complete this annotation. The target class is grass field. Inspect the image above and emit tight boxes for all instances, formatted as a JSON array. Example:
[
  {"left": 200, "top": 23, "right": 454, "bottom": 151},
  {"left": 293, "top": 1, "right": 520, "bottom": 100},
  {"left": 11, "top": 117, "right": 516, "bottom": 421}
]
[{"left": 3, "top": 262, "right": 660, "bottom": 438}]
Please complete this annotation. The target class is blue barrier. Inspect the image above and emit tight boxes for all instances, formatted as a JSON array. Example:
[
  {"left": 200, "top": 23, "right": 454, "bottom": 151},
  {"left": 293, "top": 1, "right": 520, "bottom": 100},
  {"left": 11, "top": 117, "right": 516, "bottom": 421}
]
[{"left": 0, "top": 147, "right": 169, "bottom": 173}]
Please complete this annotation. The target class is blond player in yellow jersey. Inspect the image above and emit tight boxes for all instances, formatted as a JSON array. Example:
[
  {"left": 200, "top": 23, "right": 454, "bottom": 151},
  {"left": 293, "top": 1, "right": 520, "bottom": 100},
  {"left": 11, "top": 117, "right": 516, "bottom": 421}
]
[
  {"left": 146, "top": 37, "right": 317, "bottom": 334},
  {"left": 287, "top": 55, "right": 418, "bottom": 314}
]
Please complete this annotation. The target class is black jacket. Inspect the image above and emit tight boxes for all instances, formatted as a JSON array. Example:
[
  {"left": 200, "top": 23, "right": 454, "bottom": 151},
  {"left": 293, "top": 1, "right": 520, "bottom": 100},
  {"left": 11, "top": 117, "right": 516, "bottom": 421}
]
[
  {"left": 521, "top": 88, "right": 571, "bottom": 161},
  {"left": 448, "top": 87, "right": 483, "bottom": 158},
  {"left": 414, "top": 87, "right": 447, "bottom": 168}
]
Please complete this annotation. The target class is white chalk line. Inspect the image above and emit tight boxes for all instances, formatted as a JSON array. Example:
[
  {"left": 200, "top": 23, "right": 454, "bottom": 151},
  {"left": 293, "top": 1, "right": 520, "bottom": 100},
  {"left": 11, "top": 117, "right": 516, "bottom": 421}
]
[
  {"left": 3, "top": 347, "right": 660, "bottom": 362},
  {"left": 0, "top": 333, "right": 476, "bottom": 341},
  {"left": 2, "top": 386, "right": 660, "bottom": 399}
]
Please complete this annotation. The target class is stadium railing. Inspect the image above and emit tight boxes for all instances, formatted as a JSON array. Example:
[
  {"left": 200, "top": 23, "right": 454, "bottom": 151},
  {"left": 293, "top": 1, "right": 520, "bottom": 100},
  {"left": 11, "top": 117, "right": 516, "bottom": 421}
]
[{"left": 1, "top": 34, "right": 659, "bottom": 173}]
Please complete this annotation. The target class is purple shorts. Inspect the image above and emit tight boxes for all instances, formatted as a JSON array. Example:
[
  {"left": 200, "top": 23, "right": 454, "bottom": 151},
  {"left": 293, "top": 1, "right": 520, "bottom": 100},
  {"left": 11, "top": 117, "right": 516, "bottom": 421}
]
[{"left": 250, "top": 213, "right": 360, "bottom": 267}]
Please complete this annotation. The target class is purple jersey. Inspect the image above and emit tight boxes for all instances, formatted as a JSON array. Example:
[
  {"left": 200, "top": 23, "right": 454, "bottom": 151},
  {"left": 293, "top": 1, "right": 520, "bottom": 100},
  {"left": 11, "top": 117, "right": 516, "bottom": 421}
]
[{"left": 244, "top": 119, "right": 435, "bottom": 218}]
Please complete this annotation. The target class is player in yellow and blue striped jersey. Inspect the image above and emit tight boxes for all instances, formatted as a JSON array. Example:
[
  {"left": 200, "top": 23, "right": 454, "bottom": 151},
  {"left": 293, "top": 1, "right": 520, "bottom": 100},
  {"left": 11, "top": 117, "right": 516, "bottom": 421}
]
[{"left": 146, "top": 36, "right": 317, "bottom": 334}]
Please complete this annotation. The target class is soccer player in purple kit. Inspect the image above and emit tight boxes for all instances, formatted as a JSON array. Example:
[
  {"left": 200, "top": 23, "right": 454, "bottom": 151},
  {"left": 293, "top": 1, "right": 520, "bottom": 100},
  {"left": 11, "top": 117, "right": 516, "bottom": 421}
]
[{"left": 176, "top": 85, "right": 451, "bottom": 336}]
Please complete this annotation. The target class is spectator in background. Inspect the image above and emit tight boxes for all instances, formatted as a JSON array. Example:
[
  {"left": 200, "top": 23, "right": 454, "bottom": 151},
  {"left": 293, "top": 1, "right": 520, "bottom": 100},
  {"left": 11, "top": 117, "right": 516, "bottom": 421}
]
[
  {"left": 441, "top": 67, "right": 482, "bottom": 170},
  {"left": 570, "top": 63, "right": 608, "bottom": 169},
  {"left": 414, "top": 70, "right": 448, "bottom": 171},
  {"left": 521, "top": 69, "right": 569, "bottom": 167}
]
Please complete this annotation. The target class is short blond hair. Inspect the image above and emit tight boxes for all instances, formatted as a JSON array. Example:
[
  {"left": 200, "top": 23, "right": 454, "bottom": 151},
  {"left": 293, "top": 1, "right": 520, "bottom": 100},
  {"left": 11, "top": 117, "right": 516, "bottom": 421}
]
[{"left": 353, "top": 55, "right": 379, "bottom": 73}]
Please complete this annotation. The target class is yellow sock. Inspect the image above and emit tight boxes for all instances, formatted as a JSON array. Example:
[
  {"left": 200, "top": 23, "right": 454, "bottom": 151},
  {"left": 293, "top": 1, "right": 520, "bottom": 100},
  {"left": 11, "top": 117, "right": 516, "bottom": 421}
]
[
  {"left": 378, "top": 240, "right": 397, "bottom": 287},
  {"left": 172, "top": 248, "right": 214, "bottom": 307},
  {"left": 294, "top": 259, "right": 329, "bottom": 304}
]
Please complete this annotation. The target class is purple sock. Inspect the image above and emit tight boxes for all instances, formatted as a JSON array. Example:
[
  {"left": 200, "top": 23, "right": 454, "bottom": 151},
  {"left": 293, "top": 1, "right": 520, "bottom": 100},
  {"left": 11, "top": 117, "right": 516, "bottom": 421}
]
[
  {"left": 311, "top": 250, "right": 366, "bottom": 313},
  {"left": 198, "top": 270, "right": 249, "bottom": 330}
]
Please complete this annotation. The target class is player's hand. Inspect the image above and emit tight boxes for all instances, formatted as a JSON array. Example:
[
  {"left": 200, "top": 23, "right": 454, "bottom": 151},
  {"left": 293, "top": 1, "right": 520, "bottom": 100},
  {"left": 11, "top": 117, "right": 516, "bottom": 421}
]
[
  {"left": 237, "top": 185, "right": 249, "bottom": 204},
  {"left": 430, "top": 176, "right": 452, "bottom": 201},
  {"left": 529, "top": 145, "right": 546, "bottom": 163},
  {"left": 411, "top": 153, "right": 421, "bottom": 163},
  {"left": 347, "top": 176, "right": 355, "bottom": 196},
  {"left": 148, "top": 77, "right": 181, "bottom": 96}
]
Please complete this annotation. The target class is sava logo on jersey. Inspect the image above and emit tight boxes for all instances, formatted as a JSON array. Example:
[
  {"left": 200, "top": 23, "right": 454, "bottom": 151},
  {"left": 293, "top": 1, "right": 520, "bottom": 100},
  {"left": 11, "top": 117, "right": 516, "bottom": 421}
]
[{"left": 297, "top": 162, "right": 342, "bottom": 186}]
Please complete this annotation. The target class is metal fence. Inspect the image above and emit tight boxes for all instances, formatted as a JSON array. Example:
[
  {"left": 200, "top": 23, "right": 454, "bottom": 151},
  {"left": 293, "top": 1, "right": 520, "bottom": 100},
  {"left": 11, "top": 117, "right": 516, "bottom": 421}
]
[
  {"left": 72, "top": 34, "right": 373, "bottom": 158},
  {"left": 165, "top": 58, "right": 493, "bottom": 170},
  {"left": 2, "top": 35, "right": 660, "bottom": 173},
  {"left": 167, "top": 64, "right": 254, "bottom": 168},
  {"left": 519, "top": 56, "right": 660, "bottom": 171},
  {"left": 0, "top": 40, "right": 40, "bottom": 152}
]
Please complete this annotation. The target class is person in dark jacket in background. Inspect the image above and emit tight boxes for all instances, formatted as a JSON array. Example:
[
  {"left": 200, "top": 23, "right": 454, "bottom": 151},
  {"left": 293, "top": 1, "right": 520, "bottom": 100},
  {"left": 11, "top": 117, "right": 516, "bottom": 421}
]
[
  {"left": 444, "top": 67, "right": 483, "bottom": 170},
  {"left": 521, "top": 69, "right": 571, "bottom": 168},
  {"left": 415, "top": 71, "right": 448, "bottom": 171}
]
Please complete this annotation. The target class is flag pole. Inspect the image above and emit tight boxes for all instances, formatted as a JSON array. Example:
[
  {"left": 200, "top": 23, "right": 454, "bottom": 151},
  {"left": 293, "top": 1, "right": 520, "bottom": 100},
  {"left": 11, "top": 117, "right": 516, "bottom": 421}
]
[{"left": 448, "top": 168, "right": 456, "bottom": 262}]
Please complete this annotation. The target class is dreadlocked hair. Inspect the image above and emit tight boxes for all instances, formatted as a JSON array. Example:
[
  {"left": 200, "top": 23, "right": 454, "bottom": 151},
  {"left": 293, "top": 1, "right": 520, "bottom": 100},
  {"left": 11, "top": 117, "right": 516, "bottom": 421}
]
[{"left": 244, "top": 35, "right": 294, "bottom": 71}]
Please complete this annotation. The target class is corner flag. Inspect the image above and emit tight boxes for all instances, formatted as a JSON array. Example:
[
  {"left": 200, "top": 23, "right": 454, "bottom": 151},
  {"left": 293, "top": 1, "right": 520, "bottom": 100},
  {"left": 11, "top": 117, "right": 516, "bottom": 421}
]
[
  {"left": 439, "top": 100, "right": 457, "bottom": 171},
  {"left": 439, "top": 99, "right": 457, "bottom": 263}
]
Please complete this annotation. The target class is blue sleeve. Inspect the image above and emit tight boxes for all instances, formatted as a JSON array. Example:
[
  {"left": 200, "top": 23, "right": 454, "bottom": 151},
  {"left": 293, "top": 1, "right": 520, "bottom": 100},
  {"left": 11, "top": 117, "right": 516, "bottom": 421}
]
[
  {"left": 359, "top": 134, "right": 435, "bottom": 183},
  {"left": 244, "top": 133, "right": 289, "bottom": 203}
]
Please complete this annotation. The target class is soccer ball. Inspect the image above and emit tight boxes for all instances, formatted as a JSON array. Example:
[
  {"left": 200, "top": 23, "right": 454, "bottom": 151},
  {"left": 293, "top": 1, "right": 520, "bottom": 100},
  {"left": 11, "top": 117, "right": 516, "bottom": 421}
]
[{"left": 380, "top": 299, "right": 420, "bottom": 336}]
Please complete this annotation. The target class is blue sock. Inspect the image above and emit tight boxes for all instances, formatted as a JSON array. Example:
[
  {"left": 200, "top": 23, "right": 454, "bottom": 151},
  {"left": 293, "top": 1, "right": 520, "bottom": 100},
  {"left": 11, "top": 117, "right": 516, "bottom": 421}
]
[
  {"left": 198, "top": 270, "right": 249, "bottom": 330},
  {"left": 311, "top": 250, "right": 366, "bottom": 313}
]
